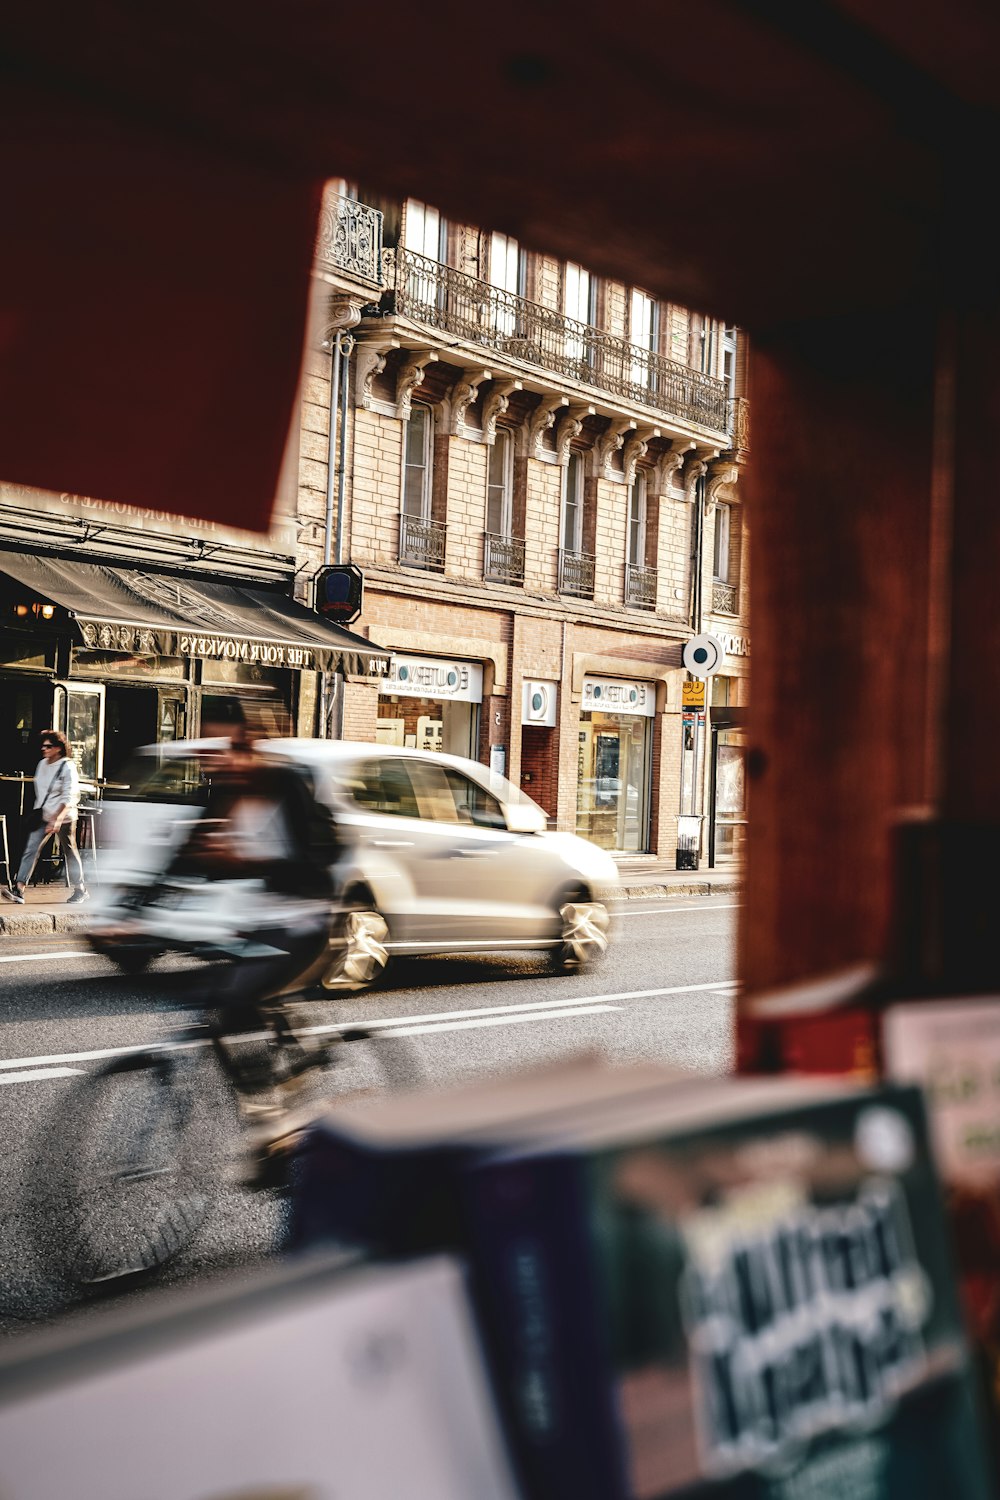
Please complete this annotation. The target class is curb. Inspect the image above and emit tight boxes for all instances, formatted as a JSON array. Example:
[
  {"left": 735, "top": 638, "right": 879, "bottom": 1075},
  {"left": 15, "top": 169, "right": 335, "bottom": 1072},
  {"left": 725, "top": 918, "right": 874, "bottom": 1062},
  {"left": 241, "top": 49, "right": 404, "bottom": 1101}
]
[{"left": 0, "top": 881, "right": 744, "bottom": 937}]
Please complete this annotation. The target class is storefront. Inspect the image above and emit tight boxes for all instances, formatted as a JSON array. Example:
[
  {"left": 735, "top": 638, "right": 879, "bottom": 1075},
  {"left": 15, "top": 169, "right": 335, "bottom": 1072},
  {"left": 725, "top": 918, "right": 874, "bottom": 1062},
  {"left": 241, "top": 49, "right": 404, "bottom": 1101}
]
[
  {"left": 376, "top": 653, "right": 483, "bottom": 758},
  {"left": 576, "top": 674, "right": 655, "bottom": 852},
  {"left": 0, "top": 552, "right": 390, "bottom": 799}
]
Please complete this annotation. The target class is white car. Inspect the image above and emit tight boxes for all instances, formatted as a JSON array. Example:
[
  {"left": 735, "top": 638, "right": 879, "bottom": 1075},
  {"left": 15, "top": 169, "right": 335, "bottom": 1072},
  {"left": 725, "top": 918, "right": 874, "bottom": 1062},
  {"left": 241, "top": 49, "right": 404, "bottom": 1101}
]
[{"left": 87, "top": 739, "right": 618, "bottom": 990}]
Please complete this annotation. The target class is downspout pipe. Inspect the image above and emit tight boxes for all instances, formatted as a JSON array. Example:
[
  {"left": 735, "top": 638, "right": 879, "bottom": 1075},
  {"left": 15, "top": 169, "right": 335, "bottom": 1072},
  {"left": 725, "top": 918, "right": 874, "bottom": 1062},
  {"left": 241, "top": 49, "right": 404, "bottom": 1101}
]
[{"left": 323, "top": 331, "right": 343, "bottom": 568}]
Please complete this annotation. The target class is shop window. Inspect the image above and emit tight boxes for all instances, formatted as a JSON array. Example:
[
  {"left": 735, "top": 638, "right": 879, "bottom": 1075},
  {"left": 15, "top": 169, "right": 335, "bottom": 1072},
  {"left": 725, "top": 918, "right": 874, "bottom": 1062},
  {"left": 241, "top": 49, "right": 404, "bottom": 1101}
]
[
  {"left": 403, "top": 402, "right": 434, "bottom": 519},
  {"left": 486, "top": 428, "right": 514, "bottom": 538}
]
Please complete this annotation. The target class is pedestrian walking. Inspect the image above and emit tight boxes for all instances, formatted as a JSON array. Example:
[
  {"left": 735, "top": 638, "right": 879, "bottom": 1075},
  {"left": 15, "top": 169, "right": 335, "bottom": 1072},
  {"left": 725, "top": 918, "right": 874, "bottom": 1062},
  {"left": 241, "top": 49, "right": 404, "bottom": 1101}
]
[{"left": 2, "top": 730, "right": 88, "bottom": 905}]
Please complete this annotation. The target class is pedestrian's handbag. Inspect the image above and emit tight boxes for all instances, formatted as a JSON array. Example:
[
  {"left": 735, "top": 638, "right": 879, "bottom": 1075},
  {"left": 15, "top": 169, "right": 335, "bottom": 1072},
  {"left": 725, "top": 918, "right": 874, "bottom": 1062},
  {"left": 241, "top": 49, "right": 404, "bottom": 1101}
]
[{"left": 25, "top": 806, "right": 43, "bottom": 833}]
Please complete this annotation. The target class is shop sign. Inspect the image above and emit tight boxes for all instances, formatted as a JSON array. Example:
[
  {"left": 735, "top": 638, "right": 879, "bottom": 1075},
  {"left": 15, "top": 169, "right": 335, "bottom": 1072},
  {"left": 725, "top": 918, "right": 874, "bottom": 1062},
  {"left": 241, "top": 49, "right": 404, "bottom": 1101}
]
[
  {"left": 380, "top": 654, "right": 483, "bottom": 703},
  {"left": 522, "top": 680, "right": 558, "bottom": 727},
  {"left": 581, "top": 675, "right": 655, "bottom": 717},
  {"left": 79, "top": 619, "right": 318, "bottom": 669},
  {"left": 722, "top": 632, "right": 750, "bottom": 657}
]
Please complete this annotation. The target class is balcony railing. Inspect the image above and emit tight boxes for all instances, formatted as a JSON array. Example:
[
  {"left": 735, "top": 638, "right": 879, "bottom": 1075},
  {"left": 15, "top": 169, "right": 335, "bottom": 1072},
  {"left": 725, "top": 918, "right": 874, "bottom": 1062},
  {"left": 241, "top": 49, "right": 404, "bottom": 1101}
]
[
  {"left": 382, "top": 249, "right": 729, "bottom": 431},
  {"left": 727, "top": 395, "right": 750, "bottom": 457},
  {"left": 558, "top": 548, "right": 596, "bottom": 599},
  {"left": 625, "top": 562, "right": 658, "bottom": 609},
  {"left": 314, "top": 194, "right": 384, "bottom": 285},
  {"left": 484, "top": 532, "right": 525, "bottom": 584},
  {"left": 712, "top": 580, "right": 738, "bottom": 614},
  {"left": 399, "top": 512, "right": 446, "bottom": 570}
]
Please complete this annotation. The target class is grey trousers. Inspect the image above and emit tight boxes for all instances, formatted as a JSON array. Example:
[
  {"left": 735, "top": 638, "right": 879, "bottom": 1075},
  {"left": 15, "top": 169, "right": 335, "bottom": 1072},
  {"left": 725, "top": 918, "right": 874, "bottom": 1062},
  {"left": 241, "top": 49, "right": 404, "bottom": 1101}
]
[{"left": 16, "top": 820, "right": 85, "bottom": 891}]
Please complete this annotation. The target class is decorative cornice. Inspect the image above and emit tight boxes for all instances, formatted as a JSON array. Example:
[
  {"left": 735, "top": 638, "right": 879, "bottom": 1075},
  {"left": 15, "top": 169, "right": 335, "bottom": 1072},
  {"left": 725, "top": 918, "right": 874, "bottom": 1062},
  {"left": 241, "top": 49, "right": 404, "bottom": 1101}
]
[
  {"left": 482, "top": 378, "right": 522, "bottom": 444},
  {"left": 395, "top": 350, "right": 439, "bottom": 420},
  {"left": 593, "top": 417, "right": 637, "bottom": 479},
  {"left": 525, "top": 394, "right": 570, "bottom": 458},
  {"left": 448, "top": 368, "right": 492, "bottom": 436}
]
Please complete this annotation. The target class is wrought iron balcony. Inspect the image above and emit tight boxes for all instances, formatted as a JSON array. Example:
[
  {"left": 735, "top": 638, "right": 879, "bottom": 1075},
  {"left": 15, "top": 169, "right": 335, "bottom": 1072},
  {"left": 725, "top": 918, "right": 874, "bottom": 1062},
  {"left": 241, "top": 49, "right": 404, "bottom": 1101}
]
[
  {"left": 314, "top": 194, "right": 384, "bottom": 286},
  {"left": 625, "top": 562, "right": 658, "bottom": 609},
  {"left": 484, "top": 531, "right": 525, "bottom": 584},
  {"left": 727, "top": 395, "right": 750, "bottom": 458},
  {"left": 712, "top": 580, "right": 738, "bottom": 614},
  {"left": 558, "top": 548, "right": 596, "bottom": 599},
  {"left": 382, "top": 249, "right": 729, "bottom": 431},
  {"left": 399, "top": 512, "right": 446, "bottom": 570}
]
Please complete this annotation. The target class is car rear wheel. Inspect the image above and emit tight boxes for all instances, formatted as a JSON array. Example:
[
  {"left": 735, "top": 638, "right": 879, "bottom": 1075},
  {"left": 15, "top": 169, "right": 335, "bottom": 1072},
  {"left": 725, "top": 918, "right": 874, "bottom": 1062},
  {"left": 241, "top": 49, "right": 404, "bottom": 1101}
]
[
  {"left": 550, "top": 889, "right": 611, "bottom": 973},
  {"left": 321, "top": 893, "right": 390, "bottom": 993}
]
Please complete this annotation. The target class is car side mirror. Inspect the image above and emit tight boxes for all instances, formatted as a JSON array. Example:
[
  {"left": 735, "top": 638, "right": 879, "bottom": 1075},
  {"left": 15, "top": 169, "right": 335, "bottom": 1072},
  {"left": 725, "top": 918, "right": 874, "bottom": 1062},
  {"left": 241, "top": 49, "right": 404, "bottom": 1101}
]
[{"left": 501, "top": 801, "right": 548, "bottom": 834}]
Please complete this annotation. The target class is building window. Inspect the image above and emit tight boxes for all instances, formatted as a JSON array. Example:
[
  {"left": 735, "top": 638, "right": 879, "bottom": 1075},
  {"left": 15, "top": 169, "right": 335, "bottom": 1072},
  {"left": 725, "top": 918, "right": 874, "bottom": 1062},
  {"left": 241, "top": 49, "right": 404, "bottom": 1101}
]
[
  {"left": 564, "top": 262, "right": 596, "bottom": 364},
  {"left": 487, "top": 428, "right": 514, "bottom": 537},
  {"left": 700, "top": 317, "right": 721, "bottom": 375},
  {"left": 629, "top": 289, "right": 659, "bottom": 391},
  {"left": 627, "top": 471, "right": 647, "bottom": 566},
  {"left": 713, "top": 502, "right": 731, "bottom": 580},
  {"left": 561, "top": 450, "right": 584, "bottom": 554},
  {"left": 404, "top": 199, "right": 447, "bottom": 261},
  {"left": 722, "top": 326, "right": 738, "bottom": 398},
  {"left": 403, "top": 403, "right": 433, "bottom": 519},
  {"left": 489, "top": 231, "right": 525, "bottom": 337}
]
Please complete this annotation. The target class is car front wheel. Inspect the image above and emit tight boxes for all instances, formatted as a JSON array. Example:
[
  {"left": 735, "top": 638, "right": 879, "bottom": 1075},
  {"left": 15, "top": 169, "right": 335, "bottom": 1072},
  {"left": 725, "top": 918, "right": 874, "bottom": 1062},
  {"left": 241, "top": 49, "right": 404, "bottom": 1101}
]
[
  {"left": 550, "top": 892, "right": 611, "bottom": 973},
  {"left": 321, "top": 895, "right": 390, "bottom": 993}
]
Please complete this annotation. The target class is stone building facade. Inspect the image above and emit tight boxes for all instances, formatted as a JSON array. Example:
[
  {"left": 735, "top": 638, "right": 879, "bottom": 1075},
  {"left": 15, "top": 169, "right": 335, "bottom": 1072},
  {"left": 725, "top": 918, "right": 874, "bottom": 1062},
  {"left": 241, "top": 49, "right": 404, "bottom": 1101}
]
[{"left": 300, "top": 188, "right": 751, "bottom": 865}]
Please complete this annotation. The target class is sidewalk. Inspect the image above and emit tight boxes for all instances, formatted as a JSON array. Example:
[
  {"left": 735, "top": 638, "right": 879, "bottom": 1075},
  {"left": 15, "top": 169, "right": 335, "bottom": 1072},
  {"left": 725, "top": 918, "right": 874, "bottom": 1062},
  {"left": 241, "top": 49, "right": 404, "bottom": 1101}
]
[{"left": 0, "top": 860, "right": 743, "bottom": 937}]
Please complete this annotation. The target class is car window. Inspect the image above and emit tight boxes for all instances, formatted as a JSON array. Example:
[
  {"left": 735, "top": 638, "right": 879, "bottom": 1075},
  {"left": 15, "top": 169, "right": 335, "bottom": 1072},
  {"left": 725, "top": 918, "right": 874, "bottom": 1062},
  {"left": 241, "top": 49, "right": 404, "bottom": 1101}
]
[
  {"left": 408, "top": 760, "right": 465, "bottom": 823},
  {"left": 441, "top": 768, "right": 507, "bottom": 829},
  {"left": 340, "top": 757, "right": 420, "bottom": 818}
]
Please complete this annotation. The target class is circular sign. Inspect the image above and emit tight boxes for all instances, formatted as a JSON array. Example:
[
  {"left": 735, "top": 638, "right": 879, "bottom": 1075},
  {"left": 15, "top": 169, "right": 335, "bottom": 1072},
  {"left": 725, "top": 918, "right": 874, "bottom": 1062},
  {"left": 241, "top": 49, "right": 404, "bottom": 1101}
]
[{"left": 681, "top": 633, "right": 726, "bottom": 676}]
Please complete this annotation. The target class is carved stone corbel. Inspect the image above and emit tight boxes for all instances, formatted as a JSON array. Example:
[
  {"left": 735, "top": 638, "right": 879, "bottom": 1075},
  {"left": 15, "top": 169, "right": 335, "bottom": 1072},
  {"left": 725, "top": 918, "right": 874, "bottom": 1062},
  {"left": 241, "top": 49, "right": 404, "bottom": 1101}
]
[
  {"left": 654, "top": 441, "right": 693, "bottom": 497},
  {"left": 526, "top": 394, "right": 569, "bottom": 458},
  {"left": 555, "top": 411, "right": 584, "bottom": 465},
  {"left": 681, "top": 451, "right": 709, "bottom": 505},
  {"left": 593, "top": 417, "right": 637, "bottom": 479},
  {"left": 622, "top": 427, "right": 657, "bottom": 487},
  {"left": 448, "top": 368, "right": 492, "bottom": 436},
  {"left": 355, "top": 342, "right": 397, "bottom": 410},
  {"left": 704, "top": 460, "right": 740, "bottom": 513},
  {"left": 482, "top": 379, "right": 522, "bottom": 444},
  {"left": 321, "top": 296, "right": 364, "bottom": 340},
  {"left": 395, "top": 350, "right": 439, "bottom": 420}
]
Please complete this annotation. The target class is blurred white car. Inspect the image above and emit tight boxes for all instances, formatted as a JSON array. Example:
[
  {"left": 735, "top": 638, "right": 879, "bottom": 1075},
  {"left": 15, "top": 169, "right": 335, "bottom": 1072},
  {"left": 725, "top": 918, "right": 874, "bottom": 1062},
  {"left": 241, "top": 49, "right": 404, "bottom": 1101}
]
[{"left": 87, "top": 739, "right": 618, "bottom": 990}]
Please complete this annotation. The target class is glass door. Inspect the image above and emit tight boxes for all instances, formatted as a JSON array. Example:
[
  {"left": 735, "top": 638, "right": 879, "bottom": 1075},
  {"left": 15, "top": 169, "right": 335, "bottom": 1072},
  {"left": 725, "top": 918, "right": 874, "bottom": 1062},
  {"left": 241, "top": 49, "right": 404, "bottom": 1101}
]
[{"left": 54, "top": 682, "right": 105, "bottom": 787}]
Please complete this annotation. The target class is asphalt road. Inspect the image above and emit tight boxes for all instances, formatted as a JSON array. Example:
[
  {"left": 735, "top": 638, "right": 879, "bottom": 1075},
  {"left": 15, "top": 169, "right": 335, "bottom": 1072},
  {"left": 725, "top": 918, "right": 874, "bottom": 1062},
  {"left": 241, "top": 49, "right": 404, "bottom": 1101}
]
[{"left": 0, "top": 894, "right": 739, "bottom": 1342}]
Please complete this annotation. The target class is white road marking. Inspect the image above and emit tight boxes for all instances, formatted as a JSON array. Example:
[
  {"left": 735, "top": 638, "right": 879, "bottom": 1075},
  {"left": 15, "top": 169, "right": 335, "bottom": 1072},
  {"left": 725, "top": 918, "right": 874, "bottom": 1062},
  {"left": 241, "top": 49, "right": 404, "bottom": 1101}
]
[
  {"left": 612, "top": 902, "right": 741, "bottom": 918},
  {"left": 0, "top": 978, "right": 737, "bottom": 1074},
  {"left": 0, "top": 950, "right": 101, "bottom": 965},
  {"left": 375, "top": 1004, "right": 619, "bottom": 1038},
  {"left": 0, "top": 1066, "right": 83, "bottom": 1085}
]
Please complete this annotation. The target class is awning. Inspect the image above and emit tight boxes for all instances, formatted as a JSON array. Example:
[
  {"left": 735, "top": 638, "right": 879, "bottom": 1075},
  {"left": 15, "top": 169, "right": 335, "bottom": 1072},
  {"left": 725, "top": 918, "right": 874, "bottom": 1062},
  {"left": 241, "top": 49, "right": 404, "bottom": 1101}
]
[{"left": 0, "top": 552, "right": 391, "bottom": 678}]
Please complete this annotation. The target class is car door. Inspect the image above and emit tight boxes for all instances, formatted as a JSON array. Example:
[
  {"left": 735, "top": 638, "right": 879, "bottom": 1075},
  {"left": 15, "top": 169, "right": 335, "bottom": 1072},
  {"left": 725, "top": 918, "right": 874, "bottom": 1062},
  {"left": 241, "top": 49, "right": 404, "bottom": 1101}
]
[
  {"left": 331, "top": 753, "right": 435, "bottom": 944},
  {"left": 404, "top": 759, "right": 556, "bottom": 946}
]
